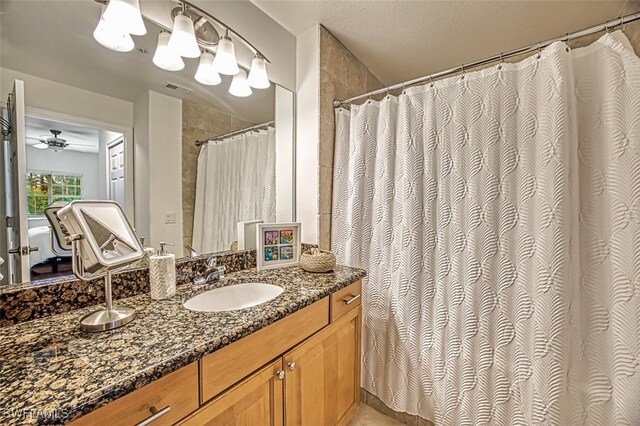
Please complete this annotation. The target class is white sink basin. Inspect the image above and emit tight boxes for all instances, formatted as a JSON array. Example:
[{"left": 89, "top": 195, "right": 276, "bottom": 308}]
[{"left": 183, "top": 283, "right": 284, "bottom": 312}]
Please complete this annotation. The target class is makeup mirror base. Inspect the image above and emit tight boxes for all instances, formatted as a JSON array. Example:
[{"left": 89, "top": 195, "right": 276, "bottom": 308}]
[{"left": 79, "top": 305, "right": 136, "bottom": 332}]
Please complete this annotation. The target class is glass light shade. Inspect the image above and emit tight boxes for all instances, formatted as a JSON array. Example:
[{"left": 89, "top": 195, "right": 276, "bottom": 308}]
[
  {"left": 247, "top": 56, "right": 270, "bottom": 89},
  {"left": 93, "top": 6, "right": 135, "bottom": 52},
  {"left": 168, "top": 13, "right": 201, "bottom": 58},
  {"left": 194, "top": 51, "right": 222, "bottom": 86},
  {"left": 153, "top": 32, "right": 185, "bottom": 71},
  {"left": 213, "top": 36, "right": 239, "bottom": 75},
  {"left": 229, "top": 69, "right": 252, "bottom": 97},
  {"left": 103, "top": 0, "right": 146, "bottom": 36}
]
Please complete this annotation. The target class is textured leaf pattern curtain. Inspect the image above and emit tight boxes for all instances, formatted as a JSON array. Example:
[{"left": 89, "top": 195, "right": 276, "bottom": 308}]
[
  {"left": 193, "top": 127, "right": 276, "bottom": 253},
  {"left": 332, "top": 32, "right": 640, "bottom": 425}
]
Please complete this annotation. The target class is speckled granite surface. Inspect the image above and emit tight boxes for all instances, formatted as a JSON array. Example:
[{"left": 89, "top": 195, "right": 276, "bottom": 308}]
[
  {"left": 0, "top": 264, "right": 364, "bottom": 425},
  {"left": 1, "top": 245, "right": 318, "bottom": 327}
]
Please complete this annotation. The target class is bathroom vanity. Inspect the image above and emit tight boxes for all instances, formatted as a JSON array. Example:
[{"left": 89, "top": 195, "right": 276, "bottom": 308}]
[{"left": 0, "top": 264, "right": 365, "bottom": 425}]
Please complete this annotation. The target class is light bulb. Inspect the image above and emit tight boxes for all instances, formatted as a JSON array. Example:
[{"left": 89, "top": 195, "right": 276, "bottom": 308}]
[
  {"left": 103, "top": 0, "right": 146, "bottom": 36},
  {"left": 168, "top": 12, "right": 201, "bottom": 58},
  {"left": 229, "top": 69, "right": 252, "bottom": 97},
  {"left": 194, "top": 51, "right": 222, "bottom": 86},
  {"left": 93, "top": 5, "right": 135, "bottom": 52},
  {"left": 213, "top": 35, "right": 239, "bottom": 75},
  {"left": 153, "top": 32, "right": 185, "bottom": 71},
  {"left": 247, "top": 55, "right": 270, "bottom": 89}
]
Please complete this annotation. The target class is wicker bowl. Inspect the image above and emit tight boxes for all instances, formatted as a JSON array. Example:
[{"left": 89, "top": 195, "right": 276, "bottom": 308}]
[{"left": 300, "top": 248, "right": 336, "bottom": 273}]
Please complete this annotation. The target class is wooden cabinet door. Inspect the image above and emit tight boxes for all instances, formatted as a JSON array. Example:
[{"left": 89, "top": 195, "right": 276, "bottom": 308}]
[
  {"left": 180, "top": 359, "right": 284, "bottom": 426},
  {"left": 284, "top": 306, "right": 361, "bottom": 426}
]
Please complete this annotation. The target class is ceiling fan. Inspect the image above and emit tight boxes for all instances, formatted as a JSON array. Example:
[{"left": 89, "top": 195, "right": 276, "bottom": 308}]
[{"left": 31, "top": 129, "right": 95, "bottom": 152}]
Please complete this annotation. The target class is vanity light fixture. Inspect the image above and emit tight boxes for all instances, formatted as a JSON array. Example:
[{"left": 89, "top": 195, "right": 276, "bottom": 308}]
[
  {"left": 168, "top": 7, "right": 201, "bottom": 58},
  {"left": 93, "top": 5, "right": 135, "bottom": 52},
  {"left": 92, "top": 0, "right": 270, "bottom": 97},
  {"left": 247, "top": 54, "right": 270, "bottom": 89},
  {"left": 153, "top": 31, "right": 185, "bottom": 71},
  {"left": 229, "top": 69, "right": 252, "bottom": 97},
  {"left": 194, "top": 51, "right": 222, "bottom": 85},
  {"left": 212, "top": 30, "right": 239, "bottom": 76},
  {"left": 102, "top": 0, "right": 146, "bottom": 36}
]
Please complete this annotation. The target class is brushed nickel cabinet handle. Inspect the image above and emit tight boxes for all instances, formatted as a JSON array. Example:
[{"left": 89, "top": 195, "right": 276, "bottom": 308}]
[
  {"left": 135, "top": 405, "right": 171, "bottom": 426},
  {"left": 276, "top": 370, "right": 285, "bottom": 380},
  {"left": 343, "top": 294, "right": 361, "bottom": 305},
  {"left": 288, "top": 362, "right": 296, "bottom": 371}
]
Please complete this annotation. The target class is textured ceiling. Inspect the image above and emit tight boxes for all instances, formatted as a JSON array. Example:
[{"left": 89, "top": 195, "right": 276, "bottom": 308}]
[
  {"left": 253, "top": 0, "right": 634, "bottom": 86},
  {"left": 1, "top": 0, "right": 275, "bottom": 123}
]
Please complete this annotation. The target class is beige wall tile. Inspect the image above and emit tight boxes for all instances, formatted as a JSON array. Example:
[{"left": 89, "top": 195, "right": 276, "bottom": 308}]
[
  {"left": 318, "top": 165, "right": 333, "bottom": 215},
  {"left": 318, "top": 213, "right": 332, "bottom": 250},
  {"left": 319, "top": 116, "right": 335, "bottom": 168}
]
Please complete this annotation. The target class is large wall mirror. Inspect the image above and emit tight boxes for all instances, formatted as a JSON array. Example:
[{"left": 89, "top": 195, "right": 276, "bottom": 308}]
[{"left": 0, "top": 0, "right": 295, "bottom": 286}]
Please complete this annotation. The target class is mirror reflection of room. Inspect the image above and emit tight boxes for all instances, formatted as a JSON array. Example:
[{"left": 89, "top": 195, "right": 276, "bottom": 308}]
[
  {"left": 24, "top": 117, "right": 126, "bottom": 281},
  {"left": 0, "top": 0, "right": 295, "bottom": 286}
]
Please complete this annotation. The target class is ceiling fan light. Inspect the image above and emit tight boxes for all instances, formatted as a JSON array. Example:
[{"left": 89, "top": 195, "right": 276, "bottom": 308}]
[
  {"left": 247, "top": 55, "right": 270, "bottom": 89},
  {"left": 213, "top": 35, "right": 239, "bottom": 75},
  {"left": 153, "top": 31, "right": 185, "bottom": 71},
  {"left": 103, "top": 0, "right": 147, "bottom": 36},
  {"left": 229, "top": 68, "right": 252, "bottom": 97},
  {"left": 195, "top": 51, "right": 222, "bottom": 86},
  {"left": 93, "top": 5, "right": 135, "bottom": 52},
  {"left": 168, "top": 13, "right": 201, "bottom": 58}
]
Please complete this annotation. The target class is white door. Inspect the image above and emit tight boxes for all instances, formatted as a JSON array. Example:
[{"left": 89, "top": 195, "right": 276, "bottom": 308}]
[
  {"left": 6, "top": 80, "right": 31, "bottom": 284},
  {"left": 108, "top": 138, "right": 125, "bottom": 208}
]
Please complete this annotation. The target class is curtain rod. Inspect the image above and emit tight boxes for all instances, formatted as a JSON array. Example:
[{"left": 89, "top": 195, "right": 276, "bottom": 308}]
[
  {"left": 195, "top": 120, "right": 275, "bottom": 146},
  {"left": 334, "top": 11, "right": 640, "bottom": 108}
]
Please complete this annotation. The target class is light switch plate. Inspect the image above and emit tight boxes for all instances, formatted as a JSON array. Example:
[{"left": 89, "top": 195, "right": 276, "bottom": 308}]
[{"left": 164, "top": 211, "right": 177, "bottom": 224}]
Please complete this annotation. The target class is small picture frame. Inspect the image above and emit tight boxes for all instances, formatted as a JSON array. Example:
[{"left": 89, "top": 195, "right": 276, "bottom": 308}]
[{"left": 257, "top": 223, "right": 301, "bottom": 270}]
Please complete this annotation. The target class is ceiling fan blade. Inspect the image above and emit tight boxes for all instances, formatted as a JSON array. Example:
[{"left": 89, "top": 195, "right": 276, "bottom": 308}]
[{"left": 34, "top": 143, "right": 49, "bottom": 150}]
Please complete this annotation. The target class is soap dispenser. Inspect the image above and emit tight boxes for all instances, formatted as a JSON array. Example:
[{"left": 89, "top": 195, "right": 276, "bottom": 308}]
[{"left": 149, "top": 242, "right": 176, "bottom": 300}]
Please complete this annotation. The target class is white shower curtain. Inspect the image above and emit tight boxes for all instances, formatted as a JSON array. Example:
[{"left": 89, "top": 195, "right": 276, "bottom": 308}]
[
  {"left": 332, "top": 32, "right": 640, "bottom": 425},
  {"left": 193, "top": 127, "right": 276, "bottom": 253}
]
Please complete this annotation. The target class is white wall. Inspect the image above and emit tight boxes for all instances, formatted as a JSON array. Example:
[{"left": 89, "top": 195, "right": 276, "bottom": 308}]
[
  {"left": 134, "top": 91, "right": 183, "bottom": 254},
  {"left": 275, "top": 85, "right": 295, "bottom": 222},
  {"left": 295, "top": 26, "right": 320, "bottom": 244},
  {"left": 0, "top": 68, "right": 133, "bottom": 128}
]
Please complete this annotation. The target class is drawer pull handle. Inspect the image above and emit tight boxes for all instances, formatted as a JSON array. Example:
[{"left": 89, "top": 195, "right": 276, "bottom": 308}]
[
  {"left": 343, "top": 294, "right": 361, "bottom": 305},
  {"left": 136, "top": 405, "right": 171, "bottom": 426},
  {"left": 288, "top": 362, "right": 296, "bottom": 371},
  {"left": 276, "top": 370, "right": 286, "bottom": 380}
]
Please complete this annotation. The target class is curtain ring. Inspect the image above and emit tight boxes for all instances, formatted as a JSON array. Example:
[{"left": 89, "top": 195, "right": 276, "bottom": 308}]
[
  {"left": 498, "top": 53, "right": 503, "bottom": 70},
  {"left": 429, "top": 75, "right": 434, "bottom": 87},
  {"left": 536, "top": 42, "right": 542, "bottom": 59},
  {"left": 565, "top": 32, "right": 571, "bottom": 52},
  {"left": 460, "top": 64, "right": 465, "bottom": 80},
  {"left": 605, "top": 22, "right": 612, "bottom": 33},
  {"left": 401, "top": 82, "right": 406, "bottom": 95},
  {"left": 620, "top": 16, "right": 626, "bottom": 33}
]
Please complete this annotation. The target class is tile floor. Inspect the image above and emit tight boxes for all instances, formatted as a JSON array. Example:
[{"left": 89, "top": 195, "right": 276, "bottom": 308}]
[{"left": 348, "top": 404, "right": 405, "bottom": 425}]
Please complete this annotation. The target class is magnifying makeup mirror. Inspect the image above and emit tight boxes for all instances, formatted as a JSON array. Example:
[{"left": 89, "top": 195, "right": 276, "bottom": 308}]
[{"left": 55, "top": 201, "right": 144, "bottom": 332}]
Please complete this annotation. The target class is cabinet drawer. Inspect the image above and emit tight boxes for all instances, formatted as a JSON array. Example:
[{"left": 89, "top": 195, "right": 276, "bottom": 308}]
[
  {"left": 200, "top": 297, "right": 329, "bottom": 403},
  {"left": 330, "top": 280, "right": 361, "bottom": 322},
  {"left": 70, "top": 362, "right": 199, "bottom": 426}
]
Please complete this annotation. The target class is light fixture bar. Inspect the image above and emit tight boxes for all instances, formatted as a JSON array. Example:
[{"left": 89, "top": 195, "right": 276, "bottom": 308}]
[
  {"left": 175, "top": 0, "right": 270, "bottom": 64},
  {"left": 93, "top": 0, "right": 269, "bottom": 63}
]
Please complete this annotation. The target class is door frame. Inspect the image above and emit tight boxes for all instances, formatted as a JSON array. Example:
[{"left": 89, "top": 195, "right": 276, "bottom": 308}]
[
  {"left": 106, "top": 136, "right": 125, "bottom": 204},
  {"left": 24, "top": 106, "right": 135, "bottom": 222}
]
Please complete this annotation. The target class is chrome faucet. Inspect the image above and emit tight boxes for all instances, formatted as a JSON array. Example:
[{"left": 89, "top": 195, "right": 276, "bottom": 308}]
[
  {"left": 185, "top": 245, "right": 198, "bottom": 258},
  {"left": 194, "top": 257, "right": 226, "bottom": 285}
]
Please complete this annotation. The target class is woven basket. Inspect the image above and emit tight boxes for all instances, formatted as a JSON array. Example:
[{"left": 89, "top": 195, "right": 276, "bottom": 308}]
[{"left": 300, "top": 248, "right": 337, "bottom": 273}]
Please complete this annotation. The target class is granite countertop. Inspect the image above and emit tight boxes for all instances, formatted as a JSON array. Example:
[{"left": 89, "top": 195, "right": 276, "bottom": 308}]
[{"left": 0, "top": 265, "right": 366, "bottom": 425}]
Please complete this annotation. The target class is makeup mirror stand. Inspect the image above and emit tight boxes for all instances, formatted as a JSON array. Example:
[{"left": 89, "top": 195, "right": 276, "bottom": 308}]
[{"left": 68, "top": 234, "right": 137, "bottom": 332}]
